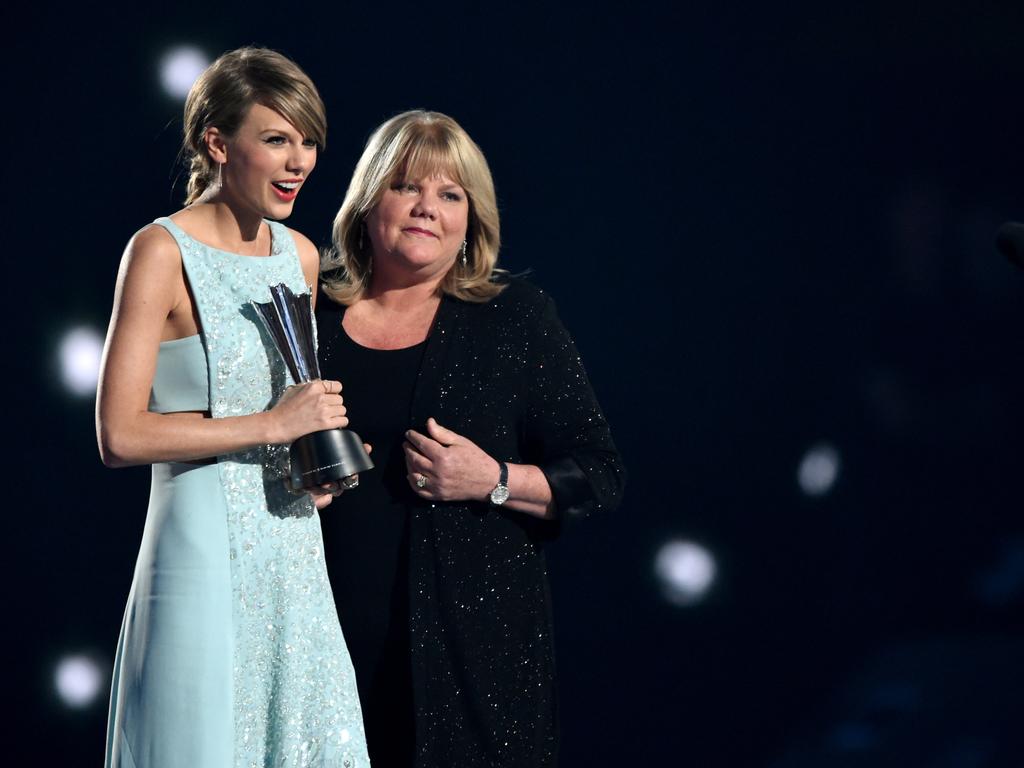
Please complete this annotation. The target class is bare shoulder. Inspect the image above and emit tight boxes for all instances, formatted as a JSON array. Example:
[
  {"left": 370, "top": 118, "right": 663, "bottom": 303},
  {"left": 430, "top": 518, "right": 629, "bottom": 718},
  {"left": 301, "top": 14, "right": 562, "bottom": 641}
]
[
  {"left": 122, "top": 223, "right": 182, "bottom": 273},
  {"left": 287, "top": 227, "right": 322, "bottom": 292},
  {"left": 287, "top": 227, "right": 320, "bottom": 267},
  {"left": 112, "top": 223, "right": 186, "bottom": 315}
]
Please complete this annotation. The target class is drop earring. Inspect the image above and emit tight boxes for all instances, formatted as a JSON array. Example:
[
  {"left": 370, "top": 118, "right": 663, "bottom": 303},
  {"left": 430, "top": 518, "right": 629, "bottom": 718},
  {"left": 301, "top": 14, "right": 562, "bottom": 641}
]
[{"left": 460, "top": 239, "right": 468, "bottom": 268}]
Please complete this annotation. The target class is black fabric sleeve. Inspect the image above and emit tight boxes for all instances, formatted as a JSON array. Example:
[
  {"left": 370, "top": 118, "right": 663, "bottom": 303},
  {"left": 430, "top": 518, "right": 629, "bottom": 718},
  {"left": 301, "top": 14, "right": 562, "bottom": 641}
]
[{"left": 523, "top": 292, "right": 626, "bottom": 525}]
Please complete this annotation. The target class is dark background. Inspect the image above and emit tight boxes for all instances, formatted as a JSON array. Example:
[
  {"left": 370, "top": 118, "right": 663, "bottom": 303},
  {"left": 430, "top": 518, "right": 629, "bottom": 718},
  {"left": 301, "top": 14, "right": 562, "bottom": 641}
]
[{"left": 10, "top": 1, "right": 1024, "bottom": 765}]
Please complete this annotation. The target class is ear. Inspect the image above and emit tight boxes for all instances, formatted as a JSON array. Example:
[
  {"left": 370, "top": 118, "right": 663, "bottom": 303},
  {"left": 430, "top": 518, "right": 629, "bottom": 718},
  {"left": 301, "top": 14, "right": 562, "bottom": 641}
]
[{"left": 204, "top": 126, "right": 228, "bottom": 165}]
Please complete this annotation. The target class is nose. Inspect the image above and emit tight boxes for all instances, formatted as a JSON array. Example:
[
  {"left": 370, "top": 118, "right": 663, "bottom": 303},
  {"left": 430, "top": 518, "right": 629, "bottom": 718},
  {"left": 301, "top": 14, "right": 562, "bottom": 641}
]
[
  {"left": 287, "top": 143, "right": 311, "bottom": 175},
  {"left": 411, "top": 193, "right": 437, "bottom": 220},
  {"left": 411, "top": 201, "right": 436, "bottom": 219}
]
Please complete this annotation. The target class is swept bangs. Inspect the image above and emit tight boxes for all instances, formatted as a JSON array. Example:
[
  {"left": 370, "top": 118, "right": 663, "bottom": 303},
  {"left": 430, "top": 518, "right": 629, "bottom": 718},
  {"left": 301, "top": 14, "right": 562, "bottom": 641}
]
[{"left": 393, "top": 132, "right": 465, "bottom": 187}]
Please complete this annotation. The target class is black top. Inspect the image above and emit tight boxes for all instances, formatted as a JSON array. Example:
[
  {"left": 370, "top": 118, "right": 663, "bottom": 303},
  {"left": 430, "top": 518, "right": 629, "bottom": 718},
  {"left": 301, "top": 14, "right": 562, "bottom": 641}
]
[
  {"left": 317, "top": 310, "right": 426, "bottom": 766},
  {"left": 316, "top": 277, "right": 626, "bottom": 768}
]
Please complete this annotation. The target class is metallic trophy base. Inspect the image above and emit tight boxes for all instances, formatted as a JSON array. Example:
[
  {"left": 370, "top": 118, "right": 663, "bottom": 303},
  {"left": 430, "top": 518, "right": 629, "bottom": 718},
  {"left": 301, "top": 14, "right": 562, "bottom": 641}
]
[{"left": 290, "top": 428, "right": 374, "bottom": 490}]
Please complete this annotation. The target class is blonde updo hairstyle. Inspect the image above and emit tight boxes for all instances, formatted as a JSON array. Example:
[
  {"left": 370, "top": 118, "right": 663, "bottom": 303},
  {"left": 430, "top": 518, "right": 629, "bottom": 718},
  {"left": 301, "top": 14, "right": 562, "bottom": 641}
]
[
  {"left": 321, "top": 110, "right": 504, "bottom": 304},
  {"left": 181, "top": 46, "right": 327, "bottom": 205}
]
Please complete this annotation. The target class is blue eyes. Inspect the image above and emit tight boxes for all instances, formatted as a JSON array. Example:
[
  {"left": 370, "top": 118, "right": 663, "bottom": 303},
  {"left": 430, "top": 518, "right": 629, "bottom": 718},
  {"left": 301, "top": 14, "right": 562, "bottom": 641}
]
[
  {"left": 263, "top": 136, "right": 318, "bottom": 149},
  {"left": 393, "top": 182, "right": 463, "bottom": 202}
]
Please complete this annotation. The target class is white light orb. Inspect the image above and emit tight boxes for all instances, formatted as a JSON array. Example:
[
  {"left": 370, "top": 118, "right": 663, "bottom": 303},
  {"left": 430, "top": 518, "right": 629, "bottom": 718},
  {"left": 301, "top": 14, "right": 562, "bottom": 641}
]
[
  {"left": 58, "top": 326, "right": 104, "bottom": 397},
  {"left": 159, "top": 46, "right": 209, "bottom": 99},
  {"left": 797, "top": 442, "right": 841, "bottom": 497},
  {"left": 54, "top": 654, "right": 105, "bottom": 708},
  {"left": 655, "top": 539, "right": 716, "bottom": 606}
]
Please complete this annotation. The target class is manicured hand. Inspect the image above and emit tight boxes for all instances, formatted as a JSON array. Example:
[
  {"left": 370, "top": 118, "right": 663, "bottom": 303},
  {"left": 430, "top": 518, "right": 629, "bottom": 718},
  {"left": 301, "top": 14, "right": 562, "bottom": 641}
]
[{"left": 268, "top": 379, "right": 347, "bottom": 444}]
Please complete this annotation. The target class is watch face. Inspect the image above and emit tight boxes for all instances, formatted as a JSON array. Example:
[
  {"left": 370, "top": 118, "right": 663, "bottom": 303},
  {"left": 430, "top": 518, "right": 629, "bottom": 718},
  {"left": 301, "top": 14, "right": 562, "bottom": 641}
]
[{"left": 490, "top": 485, "right": 510, "bottom": 506}]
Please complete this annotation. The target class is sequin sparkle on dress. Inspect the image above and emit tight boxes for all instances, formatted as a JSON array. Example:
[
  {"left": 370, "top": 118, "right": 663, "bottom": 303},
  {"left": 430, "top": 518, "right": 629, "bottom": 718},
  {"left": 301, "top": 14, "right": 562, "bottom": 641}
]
[{"left": 104, "top": 217, "right": 369, "bottom": 768}]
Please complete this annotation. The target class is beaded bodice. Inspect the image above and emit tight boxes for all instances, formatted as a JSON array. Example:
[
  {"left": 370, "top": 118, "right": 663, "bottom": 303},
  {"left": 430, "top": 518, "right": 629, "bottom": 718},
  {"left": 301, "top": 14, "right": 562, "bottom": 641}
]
[{"left": 152, "top": 217, "right": 367, "bottom": 767}]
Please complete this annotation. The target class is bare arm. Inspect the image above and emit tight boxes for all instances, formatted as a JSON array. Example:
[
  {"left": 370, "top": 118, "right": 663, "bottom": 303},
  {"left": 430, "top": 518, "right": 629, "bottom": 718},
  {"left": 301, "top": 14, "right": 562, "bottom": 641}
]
[{"left": 95, "top": 226, "right": 347, "bottom": 468}]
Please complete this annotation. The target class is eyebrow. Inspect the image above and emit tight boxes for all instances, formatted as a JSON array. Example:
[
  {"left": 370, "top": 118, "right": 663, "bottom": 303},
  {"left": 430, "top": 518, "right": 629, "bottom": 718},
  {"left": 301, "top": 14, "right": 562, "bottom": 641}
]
[{"left": 258, "top": 126, "right": 301, "bottom": 136}]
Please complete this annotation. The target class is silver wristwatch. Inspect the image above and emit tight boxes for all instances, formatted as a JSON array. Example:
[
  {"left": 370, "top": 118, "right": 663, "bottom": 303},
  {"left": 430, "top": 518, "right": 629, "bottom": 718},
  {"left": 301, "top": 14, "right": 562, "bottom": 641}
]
[{"left": 489, "top": 461, "right": 510, "bottom": 506}]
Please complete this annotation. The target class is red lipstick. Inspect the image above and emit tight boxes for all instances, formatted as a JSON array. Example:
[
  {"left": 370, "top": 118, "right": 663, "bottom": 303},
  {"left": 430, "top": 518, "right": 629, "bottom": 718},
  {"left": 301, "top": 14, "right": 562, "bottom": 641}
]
[{"left": 271, "top": 179, "right": 302, "bottom": 202}]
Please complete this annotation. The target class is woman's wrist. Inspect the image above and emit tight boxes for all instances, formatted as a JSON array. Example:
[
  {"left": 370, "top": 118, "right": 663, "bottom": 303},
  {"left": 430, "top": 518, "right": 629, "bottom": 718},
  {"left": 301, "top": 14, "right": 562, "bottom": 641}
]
[
  {"left": 258, "top": 410, "right": 282, "bottom": 445},
  {"left": 501, "top": 463, "right": 555, "bottom": 520}
]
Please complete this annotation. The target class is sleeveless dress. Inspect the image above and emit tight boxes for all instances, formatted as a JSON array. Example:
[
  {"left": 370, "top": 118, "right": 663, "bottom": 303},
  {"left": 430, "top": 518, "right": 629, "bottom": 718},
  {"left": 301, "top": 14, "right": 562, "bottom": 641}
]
[{"left": 104, "top": 218, "right": 369, "bottom": 768}]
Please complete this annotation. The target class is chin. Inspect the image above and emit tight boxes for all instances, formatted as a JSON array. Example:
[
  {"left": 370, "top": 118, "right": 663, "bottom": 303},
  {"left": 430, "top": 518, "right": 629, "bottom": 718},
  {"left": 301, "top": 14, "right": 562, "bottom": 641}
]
[
  {"left": 399, "top": 247, "right": 446, "bottom": 265},
  {"left": 409, "top": 258, "right": 451, "bottom": 274},
  {"left": 265, "top": 202, "right": 296, "bottom": 220}
]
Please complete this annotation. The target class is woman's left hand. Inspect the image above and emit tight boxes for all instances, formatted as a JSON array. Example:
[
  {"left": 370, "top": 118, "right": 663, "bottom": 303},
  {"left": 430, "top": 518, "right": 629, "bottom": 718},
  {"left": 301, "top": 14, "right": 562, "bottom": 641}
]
[
  {"left": 404, "top": 418, "right": 499, "bottom": 502},
  {"left": 308, "top": 483, "right": 341, "bottom": 510}
]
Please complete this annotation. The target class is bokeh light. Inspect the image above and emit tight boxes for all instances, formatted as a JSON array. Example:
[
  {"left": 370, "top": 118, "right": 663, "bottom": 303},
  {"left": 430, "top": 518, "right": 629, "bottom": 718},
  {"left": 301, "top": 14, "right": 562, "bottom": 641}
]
[
  {"left": 159, "top": 46, "right": 209, "bottom": 99},
  {"left": 654, "top": 539, "right": 716, "bottom": 606},
  {"left": 798, "top": 442, "right": 841, "bottom": 497},
  {"left": 58, "top": 327, "right": 104, "bottom": 397},
  {"left": 54, "top": 654, "right": 105, "bottom": 709}
]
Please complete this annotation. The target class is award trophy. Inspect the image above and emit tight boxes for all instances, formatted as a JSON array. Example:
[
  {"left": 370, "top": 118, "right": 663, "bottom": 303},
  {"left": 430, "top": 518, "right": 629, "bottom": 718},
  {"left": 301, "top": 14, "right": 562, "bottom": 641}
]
[{"left": 251, "top": 283, "right": 374, "bottom": 490}]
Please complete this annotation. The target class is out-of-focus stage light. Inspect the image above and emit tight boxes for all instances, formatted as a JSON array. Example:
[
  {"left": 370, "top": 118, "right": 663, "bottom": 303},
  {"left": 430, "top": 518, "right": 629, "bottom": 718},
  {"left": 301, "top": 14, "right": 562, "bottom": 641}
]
[
  {"left": 654, "top": 539, "right": 716, "bottom": 606},
  {"left": 55, "top": 654, "right": 105, "bottom": 709},
  {"left": 797, "top": 442, "right": 840, "bottom": 497},
  {"left": 160, "top": 46, "right": 209, "bottom": 99},
  {"left": 59, "top": 326, "right": 104, "bottom": 397}
]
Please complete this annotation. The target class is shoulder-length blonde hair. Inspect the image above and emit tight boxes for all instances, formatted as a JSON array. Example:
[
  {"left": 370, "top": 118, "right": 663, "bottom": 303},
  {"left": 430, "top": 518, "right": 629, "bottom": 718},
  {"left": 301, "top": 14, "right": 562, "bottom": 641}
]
[
  {"left": 321, "top": 110, "right": 504, "bottom": 304},
  {"left": 181, "top": 46, "right": 326, "bottom": 205}
]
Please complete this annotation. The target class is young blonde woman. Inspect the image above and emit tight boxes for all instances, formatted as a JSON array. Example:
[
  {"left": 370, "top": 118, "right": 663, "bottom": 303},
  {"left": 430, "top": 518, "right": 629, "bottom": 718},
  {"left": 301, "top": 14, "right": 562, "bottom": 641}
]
[{"left": 97, "top": 48, "right": 368, "bottom": 767}]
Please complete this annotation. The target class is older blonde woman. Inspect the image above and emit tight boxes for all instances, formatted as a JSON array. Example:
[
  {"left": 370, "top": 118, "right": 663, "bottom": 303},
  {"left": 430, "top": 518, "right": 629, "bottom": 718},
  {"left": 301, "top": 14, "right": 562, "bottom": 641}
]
[{"left": 316, "top": 110, "right": 625, "bottom": 767}]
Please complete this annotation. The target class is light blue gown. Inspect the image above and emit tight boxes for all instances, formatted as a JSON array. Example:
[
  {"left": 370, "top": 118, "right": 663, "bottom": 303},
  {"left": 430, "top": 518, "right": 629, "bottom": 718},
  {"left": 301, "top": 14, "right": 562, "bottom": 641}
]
[{"left": 104, "top": 217, "right": 369, "bottom": 768}]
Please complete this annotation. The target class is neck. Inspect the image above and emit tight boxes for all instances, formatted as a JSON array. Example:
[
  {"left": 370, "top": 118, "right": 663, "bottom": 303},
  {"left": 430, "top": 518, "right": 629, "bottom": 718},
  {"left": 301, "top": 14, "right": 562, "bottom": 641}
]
[
  {"left": 193, "top": 194, "right": 266, "bottom": 251},
  {"left": 365, "top": 266, "right": 446, "bottom": 312}
]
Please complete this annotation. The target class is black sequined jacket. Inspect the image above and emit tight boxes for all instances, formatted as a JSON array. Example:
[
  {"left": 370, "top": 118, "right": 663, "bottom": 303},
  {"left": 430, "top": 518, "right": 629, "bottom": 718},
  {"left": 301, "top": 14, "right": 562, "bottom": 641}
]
[{"left": 404, "top": 276, "right": 624, "bottom": 768}]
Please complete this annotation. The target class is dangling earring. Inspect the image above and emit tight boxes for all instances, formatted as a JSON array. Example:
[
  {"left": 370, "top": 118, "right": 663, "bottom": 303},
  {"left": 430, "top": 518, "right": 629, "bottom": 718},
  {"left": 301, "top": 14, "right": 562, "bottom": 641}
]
[
  {"left": 358, "top": 224, "right": 364, "bottom": 251},
  {"left": 460, "top": 239, "right": 468, "bottom": 268},
  {"left": 215, "top": 162, "right": 223, "bottom": 189}
]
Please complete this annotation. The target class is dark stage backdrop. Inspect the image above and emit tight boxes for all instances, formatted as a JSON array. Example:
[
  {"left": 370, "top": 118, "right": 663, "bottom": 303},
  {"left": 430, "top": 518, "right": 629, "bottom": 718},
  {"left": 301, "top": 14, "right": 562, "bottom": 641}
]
[{"left": 9, "top": 2, "right": 1024, "bottom": 765}]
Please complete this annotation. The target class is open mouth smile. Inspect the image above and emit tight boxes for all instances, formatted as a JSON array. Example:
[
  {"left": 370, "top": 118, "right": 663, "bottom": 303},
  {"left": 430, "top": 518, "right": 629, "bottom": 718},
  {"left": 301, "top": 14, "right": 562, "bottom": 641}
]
[{"left": 271, "top": 180, "right": 302, "bottom": 201}]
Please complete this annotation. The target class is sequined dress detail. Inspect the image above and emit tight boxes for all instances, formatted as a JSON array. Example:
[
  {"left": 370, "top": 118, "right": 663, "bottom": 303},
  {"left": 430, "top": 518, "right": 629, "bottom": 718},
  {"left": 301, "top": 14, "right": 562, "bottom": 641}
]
[
  {"left": 315, "top": 278, "right": 626, "bottom": 767},
  {"left": 104, "top": 217, "right": 369, "bottom": 768}
]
